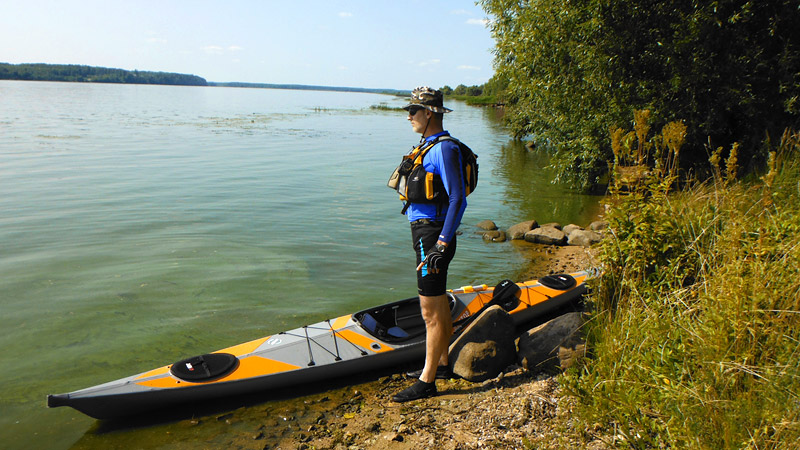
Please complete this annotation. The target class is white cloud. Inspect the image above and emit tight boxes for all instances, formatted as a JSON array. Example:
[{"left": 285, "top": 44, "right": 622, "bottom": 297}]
[
  {"left": 418, "top": 59, "right": 441, "bottom": 67},
  {"left": 339, "top": 12, "right": 353, "bottom": 18},
  {"left": 202, "top": 45, "right": 225, "bottom": 55},
  {"left": 458, "top": 65, "right": 481, "bottom": 71},
  {"left": 202, "top": 45, "right": 243, "bottom": 55},
  {"left": 466, "top": 18, "right": 489, "bottom": 26},
  {"left": 146, "top": 37, "right": 167, "bottom": 44},
  {"left": 451, "top": 9, "right": 470, "bottom": 15}
]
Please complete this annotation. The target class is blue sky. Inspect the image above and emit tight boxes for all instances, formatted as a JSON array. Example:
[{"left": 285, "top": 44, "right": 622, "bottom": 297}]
[{"left": 1, "top": 1, "right": 495, "bottom": 89}]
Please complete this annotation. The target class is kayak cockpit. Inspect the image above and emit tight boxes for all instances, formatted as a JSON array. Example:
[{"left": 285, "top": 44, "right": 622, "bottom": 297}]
[{"left": 353, "top": 294, "right": 460, "bottom": 343}]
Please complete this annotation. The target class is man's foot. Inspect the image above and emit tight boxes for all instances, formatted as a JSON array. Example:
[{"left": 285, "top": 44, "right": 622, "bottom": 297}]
[
  {"left": 391, "top": 380, "right": 437, "bottom": 403},
  {"left": 405, "top": 365, "right": 459, "bottom": 380}
]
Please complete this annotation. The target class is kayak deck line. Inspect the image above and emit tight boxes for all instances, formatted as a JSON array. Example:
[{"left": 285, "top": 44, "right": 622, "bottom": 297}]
[{"left": 47, "top": 270, "right": 598, "bottom": 420}]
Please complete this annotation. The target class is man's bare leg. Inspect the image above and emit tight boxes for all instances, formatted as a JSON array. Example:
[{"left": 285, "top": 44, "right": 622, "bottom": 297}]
[{"left": 418, "top": 294, "right": 453, "bottom": 383}]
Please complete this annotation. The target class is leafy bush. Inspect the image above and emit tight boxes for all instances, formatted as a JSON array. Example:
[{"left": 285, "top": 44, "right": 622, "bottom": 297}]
[{"left": 479, "top": 0, "right": 800, "bottom": 188}]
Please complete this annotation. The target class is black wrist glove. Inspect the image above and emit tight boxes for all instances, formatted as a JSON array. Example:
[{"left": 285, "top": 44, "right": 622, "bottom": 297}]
[{"left": 421, "top": 243, "right": 447, "bottom": 271}]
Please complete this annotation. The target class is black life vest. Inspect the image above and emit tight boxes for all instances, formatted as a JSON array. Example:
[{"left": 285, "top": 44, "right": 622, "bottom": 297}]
[{"left": 387, "top": 135, "right": 478, "bottom": 207}]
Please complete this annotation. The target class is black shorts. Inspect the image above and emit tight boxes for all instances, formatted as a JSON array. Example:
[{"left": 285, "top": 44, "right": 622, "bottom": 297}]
[{"left": 411, "top": 220, "right": 457, "bottom": 296}]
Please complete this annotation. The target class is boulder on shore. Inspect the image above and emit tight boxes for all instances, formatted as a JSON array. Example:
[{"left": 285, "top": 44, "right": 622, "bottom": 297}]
[
  {"left": 507, "top": 220, "right": 538, "bottom": 240},
  {"left": 449, "top": 305, "right": 517, "bottom": 382},
  {"left": 476, "top": 220, "right": 499, "bottom": 231},
  {"left": 482, "top": 230, "right": 507, "bottom": 242},
  {"left": 567, "top": 229, "right": 603, "bottom": 247},
  {"left": 516, "top": 312, "right": 586, "bottom": 373},
  {"left": 524, "top": 226, "right": 567, "bottom": 246},
  {"left": 479, "top": 217, "right": 606, "bottom": 247},
  {"left": 540, "top": 222, "right": 562, "bottom": 230},
  {"left": 562, "top": 224, "right": 583, "bottom": 236}
]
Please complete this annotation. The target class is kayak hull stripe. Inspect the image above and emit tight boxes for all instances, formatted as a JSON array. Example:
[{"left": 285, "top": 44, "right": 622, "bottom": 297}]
[
  {"left": 331, "top": 314, "right": 352, "bottom": 330},
  {"left": 335, "top": 329, "right": 394, "bottom": 354},
  {"left": 133, "top": 337, "right": 274, "bottom": 381},
  {"left": 217, "top": 336, "right": 273, "bottom": 356},
  {"left": 136, "top": 356, "right": 302, "bottom": 388}
]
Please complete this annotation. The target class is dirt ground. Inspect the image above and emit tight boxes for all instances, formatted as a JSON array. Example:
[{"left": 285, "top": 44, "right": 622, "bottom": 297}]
[{"left": 262, "top": 242, "right": 606, "bottom": 450}]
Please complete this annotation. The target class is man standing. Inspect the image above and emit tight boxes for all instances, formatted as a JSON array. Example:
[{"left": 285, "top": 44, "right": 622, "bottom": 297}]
[{"left": 391, "top": 87, "right": 467, "bottom": 402}]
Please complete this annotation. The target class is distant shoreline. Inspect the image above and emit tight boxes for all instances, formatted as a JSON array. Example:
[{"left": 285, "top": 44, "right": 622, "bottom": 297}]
[
  {"left": 0, "top": 62, "right": 207, "bottom": 86},
  {"left": 0, "top": 62, "right": 407, "bottom": 95},
  {"left": 208, "top": 81, "right": 408, "bottom": 96}
]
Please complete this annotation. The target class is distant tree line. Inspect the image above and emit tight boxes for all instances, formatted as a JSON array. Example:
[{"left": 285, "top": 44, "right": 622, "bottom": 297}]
[
  {"left": 441, "top": 75, "right": 509, "bottom": 106},
  {"left": 478, "top": 0, "right": 800, "bottom": 188},
  {"left": 0, "top": 63, "right": 207, "bottom": 86},
  {"left": 209, "top": 81, "right": 406, "bottom": 95}
]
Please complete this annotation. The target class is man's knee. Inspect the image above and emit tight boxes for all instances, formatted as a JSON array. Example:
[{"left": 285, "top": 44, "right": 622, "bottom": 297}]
[{"left": 420, "top": 295, "right": 450, "bottom": 326}]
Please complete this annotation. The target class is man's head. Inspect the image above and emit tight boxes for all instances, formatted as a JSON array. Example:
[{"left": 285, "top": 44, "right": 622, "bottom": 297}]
[
  {"left": 403, "top": 86, "right": 452, "bottom": 115},
  {"left": 404, "top": 86, "right": 450, "bottom": 137}
]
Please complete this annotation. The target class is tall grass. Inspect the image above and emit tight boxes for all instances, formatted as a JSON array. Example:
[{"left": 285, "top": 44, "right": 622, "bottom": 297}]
[{"left": 563, "top": 125, "right": 800, "bottom": 449}]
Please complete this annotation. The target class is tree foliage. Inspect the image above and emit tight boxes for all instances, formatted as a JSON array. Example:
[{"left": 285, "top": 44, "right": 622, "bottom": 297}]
[
  {"left": 0, "top": 63, "right": 207, "bottom": 86},
  {"left": 480, "top": 0, "right": 800, "bottom": 188},
  {"left": 441, "top": 73, "right": 510, "bottom": 106}
]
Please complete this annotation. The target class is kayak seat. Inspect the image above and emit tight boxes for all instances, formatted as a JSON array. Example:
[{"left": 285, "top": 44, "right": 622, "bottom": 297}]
[
  {"left": 394, "top": 302, "right": 425, "bottom": 331},
  {"left": 392, "top": 294, "right": 458, "bottom": 337},
  {"left": 355, "top": 295, "right": 455, "bottom": 342},
  {"left": 387, "top": 326, "right": 409, "bottom": 338},
  {"left": 359, "top": 313, "right": 409, "bottom": 340}
]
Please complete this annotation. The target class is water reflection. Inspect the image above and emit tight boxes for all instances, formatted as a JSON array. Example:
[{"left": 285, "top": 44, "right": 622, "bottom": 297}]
[{"left": 493, "top": 140, "right": 604, "bottom": 227}]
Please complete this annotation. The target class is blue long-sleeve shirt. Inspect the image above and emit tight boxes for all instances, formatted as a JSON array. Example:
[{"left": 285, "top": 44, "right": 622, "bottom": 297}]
[{"left": 406, "top": 131, "right": 467, "bottom": 243}]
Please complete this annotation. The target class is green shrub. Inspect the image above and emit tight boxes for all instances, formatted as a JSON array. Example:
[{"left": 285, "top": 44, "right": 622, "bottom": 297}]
[{"left": 479, "top": 0, "right": 800, "bottom": 189}]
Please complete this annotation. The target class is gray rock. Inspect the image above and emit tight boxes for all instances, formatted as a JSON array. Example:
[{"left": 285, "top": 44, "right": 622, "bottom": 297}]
[
  {"left": 567, "top": 229, "right": 603, "bottom": 247},
  {"left": 476, "top": 220, "right": 498, "bottom": 231},
  {"left": 590, "top": 220, "right": 609, "bottom": 232},
  {"left": 562, "top": 224, "right": 583, "bottom": 236},
  {"left": 449, "top": 305, "right": 517, "bottom": 382},
  {"left": 540, "top": 222, "right": 562, "bottom": 230},
  {"left": 506, "top": 220, "right": 538, "bottom": 240},
  {"left": 516, "top": 312, "right": 585, "bottom": 373},
  {"left": 524, "top": 226, "right": 567, "bottom": 246},
  {"left": 482, "top": 230, "right": 507, "bottom": 242}
]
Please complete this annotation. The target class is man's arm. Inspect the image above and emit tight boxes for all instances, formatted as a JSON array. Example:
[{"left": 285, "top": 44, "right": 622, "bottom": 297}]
[{"left": 436, "top": 141, "right": 466, "bottom": 244}]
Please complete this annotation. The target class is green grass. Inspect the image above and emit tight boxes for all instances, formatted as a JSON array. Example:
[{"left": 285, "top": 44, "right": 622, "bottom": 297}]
[
  {"left": 555, "top": 129, "right": 800, "bottom": 449},
  {"left": 369, "top": 102, "right": 404, "bottom": 112}
]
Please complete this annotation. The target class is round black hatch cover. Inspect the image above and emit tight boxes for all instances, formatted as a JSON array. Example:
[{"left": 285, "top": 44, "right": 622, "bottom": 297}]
[
  {"left": 170, "top": 353, "right": 238, "bottom": 382},
  {"left": 540, "top": 273, "right": 577, "bottom": 290}
]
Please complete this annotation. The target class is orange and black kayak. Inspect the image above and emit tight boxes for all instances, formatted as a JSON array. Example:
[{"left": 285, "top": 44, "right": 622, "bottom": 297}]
[{"left": 47, "top": 270, "right": 597, "bottom": 419}]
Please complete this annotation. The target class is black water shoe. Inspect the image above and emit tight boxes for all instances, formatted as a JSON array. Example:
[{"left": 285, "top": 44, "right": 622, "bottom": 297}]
[
  {"left": 391, "top": 380, "right": 437, "bottom": 403},
  {"left": 405, "top": 366, "right": 459, "bottom": 380}
]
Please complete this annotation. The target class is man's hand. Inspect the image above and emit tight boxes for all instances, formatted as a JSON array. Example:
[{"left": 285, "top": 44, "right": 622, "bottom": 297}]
[{"left": 416, "top": 242, "right": 447, "bottom": 273}]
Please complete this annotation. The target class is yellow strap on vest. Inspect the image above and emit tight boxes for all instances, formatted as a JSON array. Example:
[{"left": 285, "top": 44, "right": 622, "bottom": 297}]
[{"left": 410, "top": 141, "right": 437, "bottom": 165}]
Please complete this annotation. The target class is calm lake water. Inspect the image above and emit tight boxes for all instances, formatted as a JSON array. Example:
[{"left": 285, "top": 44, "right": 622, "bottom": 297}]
[{"left": 0, "top": 80, "right": 601, "bottom": 449}]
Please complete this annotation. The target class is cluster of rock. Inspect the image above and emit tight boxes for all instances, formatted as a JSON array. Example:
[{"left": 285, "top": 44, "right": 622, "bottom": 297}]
[
  {"left": 448, "top": 305, "right": 585, "bottom": 382},
  {"left": 477, "top": 219, "right": 608, "bottom": 247}
]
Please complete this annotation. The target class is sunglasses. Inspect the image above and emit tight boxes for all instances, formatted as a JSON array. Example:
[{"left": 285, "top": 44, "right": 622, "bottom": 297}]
[{"left": 407, "top": 106, "right": 424, "bottom": 116}]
